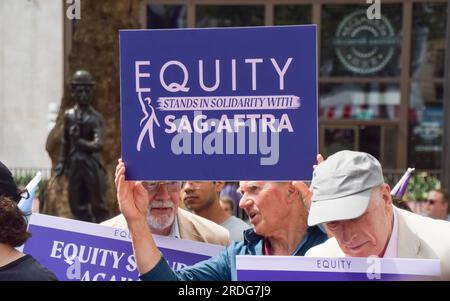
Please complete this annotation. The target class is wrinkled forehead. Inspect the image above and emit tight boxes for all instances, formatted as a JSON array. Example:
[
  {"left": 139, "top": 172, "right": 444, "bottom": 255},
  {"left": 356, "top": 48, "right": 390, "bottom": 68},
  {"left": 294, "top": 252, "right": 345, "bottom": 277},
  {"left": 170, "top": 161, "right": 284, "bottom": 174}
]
[
  {"left": 239, "top": 181, "right": 264, "bottom": 189},
  {"left": 238, "top": 181, "right": 287, "bottom": 191}
]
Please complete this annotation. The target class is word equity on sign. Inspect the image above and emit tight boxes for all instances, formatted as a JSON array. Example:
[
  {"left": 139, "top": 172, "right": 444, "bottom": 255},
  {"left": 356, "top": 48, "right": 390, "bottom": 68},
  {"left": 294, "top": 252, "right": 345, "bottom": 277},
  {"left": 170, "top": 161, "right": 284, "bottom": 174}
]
[
  {"left": 23, "top": 214, "right": 225, "bottom": 281},
  {"left": 236, "top": 255, "right": 441, "bottom": 281}
]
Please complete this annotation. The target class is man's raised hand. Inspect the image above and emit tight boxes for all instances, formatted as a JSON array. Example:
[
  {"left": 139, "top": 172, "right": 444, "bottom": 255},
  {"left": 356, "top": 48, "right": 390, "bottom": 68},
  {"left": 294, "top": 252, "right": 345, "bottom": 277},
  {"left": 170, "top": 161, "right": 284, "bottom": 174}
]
[{"left": 115, "top": 159, "right": 148, "bottom": 223}]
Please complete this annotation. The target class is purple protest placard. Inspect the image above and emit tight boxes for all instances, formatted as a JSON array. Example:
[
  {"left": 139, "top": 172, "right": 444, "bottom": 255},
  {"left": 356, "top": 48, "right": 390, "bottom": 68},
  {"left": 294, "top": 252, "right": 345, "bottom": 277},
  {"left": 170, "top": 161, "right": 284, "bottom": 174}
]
[
  {"left": 236, "top": 255, "right": 441, "bottom": 281},
  {"left": 120, "top": 25, "right": 318, "bottom": 181},
  {"left": 23, "top": 214, "right": 224, "bottom": 281}
]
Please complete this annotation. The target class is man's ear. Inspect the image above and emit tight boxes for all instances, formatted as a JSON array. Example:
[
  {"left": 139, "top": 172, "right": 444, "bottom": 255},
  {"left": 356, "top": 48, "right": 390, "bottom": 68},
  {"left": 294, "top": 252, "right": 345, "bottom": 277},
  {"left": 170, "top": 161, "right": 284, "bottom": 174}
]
[
  {"left": 215, "top": 181, "right": 225, "bottom": 194},
  {"left": 291, "top": 181, "right": 311, "bottom": 208},
  {"left": 292, "top": 181, "right": 311, "bottom": 199},
  {"left": 287, "top": 184, "right": 296, "bottom": 195},
  {"left": 285, "top": 183, "right": 296, "bottom": 204},
  {"left": 381, "top": 184, "right": 392, "bottom": 206}
]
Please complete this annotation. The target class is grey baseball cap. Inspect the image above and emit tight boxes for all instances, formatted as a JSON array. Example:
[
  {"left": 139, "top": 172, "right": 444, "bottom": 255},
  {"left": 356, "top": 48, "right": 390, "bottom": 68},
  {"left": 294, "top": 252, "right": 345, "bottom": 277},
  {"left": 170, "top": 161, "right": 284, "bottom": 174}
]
[{"left": 307, "top": 151, "right": 384, "bottom": 226}]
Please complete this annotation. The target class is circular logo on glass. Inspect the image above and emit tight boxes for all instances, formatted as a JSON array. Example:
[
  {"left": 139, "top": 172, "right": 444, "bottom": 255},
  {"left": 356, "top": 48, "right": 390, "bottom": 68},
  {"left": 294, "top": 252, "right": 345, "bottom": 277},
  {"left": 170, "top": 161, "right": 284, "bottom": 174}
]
[
  {"left": 413, "top": 122, "right": 442, "bottom": 141},
  {"left": 333, "top": 10, "right": 398, "bottom": 74}
]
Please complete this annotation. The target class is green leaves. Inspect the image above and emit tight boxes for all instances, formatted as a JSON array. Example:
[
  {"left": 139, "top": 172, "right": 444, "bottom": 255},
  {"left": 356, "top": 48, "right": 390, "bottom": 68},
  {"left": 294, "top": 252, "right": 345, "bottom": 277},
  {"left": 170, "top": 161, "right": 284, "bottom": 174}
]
[{"left": 405, "top": 172, "right": 440, "bottom": 201}]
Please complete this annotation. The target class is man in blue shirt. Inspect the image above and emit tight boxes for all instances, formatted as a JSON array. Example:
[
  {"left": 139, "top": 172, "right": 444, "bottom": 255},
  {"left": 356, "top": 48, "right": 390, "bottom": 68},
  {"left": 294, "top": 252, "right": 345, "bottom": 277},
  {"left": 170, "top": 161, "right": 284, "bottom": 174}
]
[{"left": 115, "top": 159, "right": 328, "bottom": 281}]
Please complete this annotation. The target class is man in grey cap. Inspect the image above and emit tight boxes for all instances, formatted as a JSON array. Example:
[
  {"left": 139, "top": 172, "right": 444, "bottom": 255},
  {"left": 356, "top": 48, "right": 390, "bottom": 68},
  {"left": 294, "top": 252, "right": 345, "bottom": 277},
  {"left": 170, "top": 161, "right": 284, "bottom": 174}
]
[{"left": 305, "top": 150, "right": 450, "bottom": 280}]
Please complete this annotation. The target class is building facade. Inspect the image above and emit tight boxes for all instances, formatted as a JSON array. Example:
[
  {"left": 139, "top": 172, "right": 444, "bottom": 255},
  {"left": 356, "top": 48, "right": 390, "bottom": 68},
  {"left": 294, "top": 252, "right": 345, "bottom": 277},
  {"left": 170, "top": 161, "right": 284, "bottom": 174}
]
[
  {"left": 0, "top": 0, "right": 63, "bottom": 174},
  {"left": 134, "top": 0, "right": 448, "bottom": 185}
]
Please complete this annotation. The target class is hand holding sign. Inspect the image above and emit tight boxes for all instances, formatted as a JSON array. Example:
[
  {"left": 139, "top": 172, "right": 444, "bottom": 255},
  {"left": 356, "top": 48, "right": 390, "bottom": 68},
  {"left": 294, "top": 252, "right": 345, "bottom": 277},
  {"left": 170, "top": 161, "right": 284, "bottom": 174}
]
[
  {"left": 115, "top": 159, "right": 165, "bottom": 275},
  {"left": 313, "top": 154, "right": 325, "bottom": 169},
  {"left": 115, "top": 159, "right": 148, "bottom": 223}
]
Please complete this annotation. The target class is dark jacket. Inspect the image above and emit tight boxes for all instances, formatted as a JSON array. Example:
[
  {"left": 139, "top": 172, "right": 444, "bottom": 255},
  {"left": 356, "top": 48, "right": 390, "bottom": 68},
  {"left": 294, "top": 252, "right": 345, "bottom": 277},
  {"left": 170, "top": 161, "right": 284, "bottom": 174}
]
[{"left": 58, "top": 105, "right": 104, "bottom": 172}]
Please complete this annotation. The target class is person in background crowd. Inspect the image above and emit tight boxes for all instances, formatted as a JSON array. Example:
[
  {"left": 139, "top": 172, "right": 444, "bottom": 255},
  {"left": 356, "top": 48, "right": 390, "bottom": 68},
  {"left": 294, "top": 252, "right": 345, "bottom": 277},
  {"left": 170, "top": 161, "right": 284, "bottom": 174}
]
[
  {"left": 425, "top": 189, "right": 450, "bottom": 221},
  {"left": 0, "top": 162, "right": 57, "bottom": 281},
  {"left": 221, "top": 182, "right": 251, "bottom": 223},
  {"left": 182, "top": 181, "right": 250, "bottom": 242},
  {"left": 114, "top": 158, "right": 328, "bottom": 281},
  {"left": 220, "top": 197, "right": 235, "bottom": 217},
  {"left": 305, "top": 151, "right": 450, "bottom": 280},
  {"left": 406, "top": 200, "right": 427, "bottom": 216},
  {"left": 220, "top": 183, "right": 242, "bottom": 215},
  {"left": 0, "top": 162, "right": 22, "bottom": 204},
  {"left": 392, "top": 196, "right": 412, "bottom": 212},
  {"left": 102, "top": 165, "right": 229, "bottom": 246},
  {"left": 0, "top": 196, "right": 58, "bottom": 281}
]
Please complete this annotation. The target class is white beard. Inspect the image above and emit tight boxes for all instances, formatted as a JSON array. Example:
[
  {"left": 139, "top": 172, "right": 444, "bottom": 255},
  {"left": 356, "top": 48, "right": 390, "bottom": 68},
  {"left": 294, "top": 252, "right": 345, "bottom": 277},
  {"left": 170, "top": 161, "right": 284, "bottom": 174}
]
[{"left": 147, "top": 200, "right": 176, "bottom": 230}]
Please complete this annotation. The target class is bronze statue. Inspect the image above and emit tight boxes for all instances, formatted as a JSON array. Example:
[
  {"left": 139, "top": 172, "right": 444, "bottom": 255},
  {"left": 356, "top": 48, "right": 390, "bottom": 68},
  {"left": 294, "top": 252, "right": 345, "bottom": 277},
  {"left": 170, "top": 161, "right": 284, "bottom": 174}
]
[{"left": 55, "top": 70, "right": 109, "bottom": 223}]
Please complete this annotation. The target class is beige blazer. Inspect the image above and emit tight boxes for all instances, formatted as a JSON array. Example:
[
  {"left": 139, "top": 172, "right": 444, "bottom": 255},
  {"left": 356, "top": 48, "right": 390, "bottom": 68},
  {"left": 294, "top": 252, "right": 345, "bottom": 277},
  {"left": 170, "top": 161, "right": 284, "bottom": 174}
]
[
  {"left": 101, "top": 208, "right": 230, "bottom": 246},
  {"left": 305, "top": 207, "right": 450, "bottom": 280}
]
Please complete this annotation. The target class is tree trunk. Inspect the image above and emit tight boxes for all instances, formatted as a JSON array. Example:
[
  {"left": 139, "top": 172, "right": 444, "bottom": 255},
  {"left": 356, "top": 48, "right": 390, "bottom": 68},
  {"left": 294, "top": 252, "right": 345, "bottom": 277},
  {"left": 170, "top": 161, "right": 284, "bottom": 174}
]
[{"left": 44, "top": 0, "right": 142, "bottom": 219}]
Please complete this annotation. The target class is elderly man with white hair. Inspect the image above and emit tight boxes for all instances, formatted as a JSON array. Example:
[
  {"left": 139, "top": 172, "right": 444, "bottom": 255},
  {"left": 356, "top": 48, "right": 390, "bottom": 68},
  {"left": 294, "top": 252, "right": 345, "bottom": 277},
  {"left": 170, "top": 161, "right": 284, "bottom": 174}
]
[
  {"left": 305, "top": 150, "right": 450, "bottom": 280},
  {"left": 102, "top": 160, "right": 229, "bottom": 246}
]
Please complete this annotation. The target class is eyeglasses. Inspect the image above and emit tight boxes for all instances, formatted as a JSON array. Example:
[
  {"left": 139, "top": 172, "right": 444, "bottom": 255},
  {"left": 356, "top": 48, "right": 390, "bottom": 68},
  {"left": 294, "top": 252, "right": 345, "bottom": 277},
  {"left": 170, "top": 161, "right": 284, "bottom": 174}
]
[{"left": 141, "top": 181, "right": 181, "bottom": 193}]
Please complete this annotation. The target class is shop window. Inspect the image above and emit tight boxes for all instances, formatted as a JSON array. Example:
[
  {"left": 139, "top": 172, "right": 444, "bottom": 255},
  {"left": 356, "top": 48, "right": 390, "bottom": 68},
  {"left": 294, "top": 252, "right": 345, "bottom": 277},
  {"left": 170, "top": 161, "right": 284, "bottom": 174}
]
[
  {"left": 274, "top": 5, "right": 312, "bottom": 25},
  {"left": 321, "top": 127, "right": 358, "bottom": 158},
  {"left": 321, "top": 124, "right": 397, "bottom": 169},
  {"left": 411, "top": 2, "right": 447, "bottom": 79},
  {"left": 196, "top": 5, "right": 264, "bottom": 28},
  {"left": 319, "top": 83, "right": 400, "bottom": 120},
  {"left": 321, "top": 4, "right": 402, "bottom": 77},
  {"left": 408, "top": 83, "right": 443, "bottom": 170},
  {"left": 147, "top": 5, "right": 187, "bottom": 29}
]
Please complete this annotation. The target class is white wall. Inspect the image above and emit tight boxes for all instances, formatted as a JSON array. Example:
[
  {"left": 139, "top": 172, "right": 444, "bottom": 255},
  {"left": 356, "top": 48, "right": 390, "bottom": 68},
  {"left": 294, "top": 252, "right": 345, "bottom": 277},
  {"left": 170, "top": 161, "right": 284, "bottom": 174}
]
[{"left": 0, "top": 0, "right": 63, "bottom": 171}]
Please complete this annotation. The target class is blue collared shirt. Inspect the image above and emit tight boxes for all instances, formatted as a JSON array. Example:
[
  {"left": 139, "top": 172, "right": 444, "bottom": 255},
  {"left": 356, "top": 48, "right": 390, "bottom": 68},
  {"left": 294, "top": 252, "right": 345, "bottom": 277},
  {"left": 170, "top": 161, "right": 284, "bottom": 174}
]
[{"left": 140, "top": 225, "right": 328, "bottom": 281}]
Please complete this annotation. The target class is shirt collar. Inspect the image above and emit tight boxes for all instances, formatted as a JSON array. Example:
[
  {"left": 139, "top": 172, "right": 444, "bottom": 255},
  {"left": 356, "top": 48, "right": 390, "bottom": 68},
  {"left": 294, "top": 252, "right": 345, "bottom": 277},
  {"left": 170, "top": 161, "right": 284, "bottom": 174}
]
[
  {"left": 382, "top": 207, "right": 399, "bottom": 258},
  {"left": 243, "top": 228, "right": 263, "bottom": 244},
  {"left": 317, "top": 223, "right": 328, "bottom": 235},
  {"left": 291, "top": 228, "right": 313, "bottom": 255}
]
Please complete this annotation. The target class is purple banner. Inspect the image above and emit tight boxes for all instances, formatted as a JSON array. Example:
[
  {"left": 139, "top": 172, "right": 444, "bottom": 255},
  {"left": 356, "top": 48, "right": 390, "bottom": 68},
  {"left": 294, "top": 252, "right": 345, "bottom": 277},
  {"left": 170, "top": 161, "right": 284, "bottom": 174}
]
[
  {"left": 120, "top": 25, "right": 318, "bottom": 181},
  {"left": 23, "top": 214, "right": 224, "bottom": 281},
  {"left": 237, "top": 270, "right": 440, "bottom": 281},
  {"left": 236, "top": 255, "right": 441, "bottom": 281}
]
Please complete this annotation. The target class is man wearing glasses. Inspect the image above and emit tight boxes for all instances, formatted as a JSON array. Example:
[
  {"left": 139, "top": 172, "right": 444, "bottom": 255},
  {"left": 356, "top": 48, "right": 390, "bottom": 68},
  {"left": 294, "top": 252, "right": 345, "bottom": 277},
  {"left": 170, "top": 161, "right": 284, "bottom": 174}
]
[
  {"left": 101, "top": 169, "right": 229, "bottom": 246},
  {"left": 426, "top": 189, "right": 450, "bottom": 221}
]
